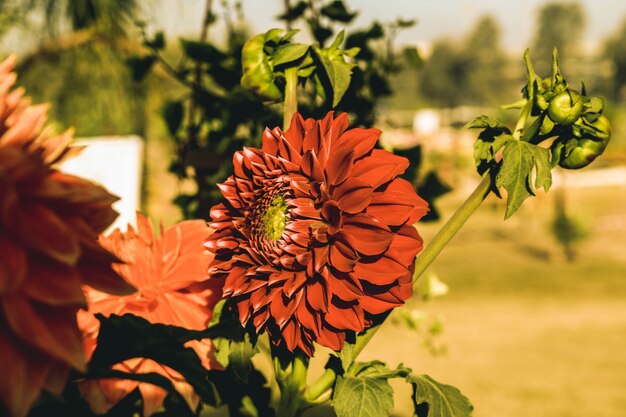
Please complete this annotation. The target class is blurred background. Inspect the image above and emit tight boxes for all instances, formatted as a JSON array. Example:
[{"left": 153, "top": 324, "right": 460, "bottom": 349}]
[{"left": 1, "top": 1, "right": 625, "bottom": 416}]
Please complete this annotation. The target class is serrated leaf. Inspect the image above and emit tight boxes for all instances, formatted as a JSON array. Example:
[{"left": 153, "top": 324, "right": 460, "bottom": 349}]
[
  {"left": 496, "top": 140, "right": 553, "bottom": 219},
  {"left": 314, "top": 46, "right": 354, "bottom": 107},
  {"left": 349, "top": 361, "right": 411, "bottom": 379},
  {"left": 333, "top": 375, "right": 394, "bottom": 417},
  {"left": 496, "top": 140, "right": 535, "bottom": 219},
  {"left": 272, "top": 43, "right": 310, "bottom": 67},
  {"left": 228, "top": 333, "right": 258, "bottom": 383},
  {"left": 528, "top": 145, "right": 552, "bottom": 191},
  {"left": 408, "top": 374, "right": 473, "bottom": 417},
  {"left": 464, "top": 115, "right": 510, "bottom": 131}
]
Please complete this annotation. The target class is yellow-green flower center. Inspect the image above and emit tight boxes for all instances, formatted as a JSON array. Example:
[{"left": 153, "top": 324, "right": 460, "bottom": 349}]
[{"left": 261, "top": 195, "right": 287, "bottom": 241}]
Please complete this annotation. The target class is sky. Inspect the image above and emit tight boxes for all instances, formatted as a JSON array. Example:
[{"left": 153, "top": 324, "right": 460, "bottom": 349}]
[{"left": 151, "top": 0, "right": 626, "bottom": 54}]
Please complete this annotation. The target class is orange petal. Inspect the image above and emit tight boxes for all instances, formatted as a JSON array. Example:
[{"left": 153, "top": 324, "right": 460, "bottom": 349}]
[
  {"left": 23, "top": 255, "right": 86, "bottom": 307},
  {"left": 0, "top": 323, "right": 50, "bottom": 417},
  {"left": 0, "top": 234, "right": 26, "bottom": 293},
  {"left": 17, "top": 202, "right": 80, "bottom": 266},
  {"left": 2, "top": 296, "right": 85, "bottom": 370}
]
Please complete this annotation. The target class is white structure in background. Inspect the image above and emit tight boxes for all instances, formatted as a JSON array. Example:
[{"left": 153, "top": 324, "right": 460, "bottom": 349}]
[
  {"left": 412, "top": 109, "right": 441, "bottom": 137},
  {"left": 59, "top": 136, "right": 144, "bottom": 233}
]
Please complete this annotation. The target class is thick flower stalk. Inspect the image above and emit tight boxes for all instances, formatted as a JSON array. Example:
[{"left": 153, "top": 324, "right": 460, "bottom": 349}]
[
  {"left": 0, "top": 56, "right": 133, "bottom": 417},
  {"left": 206, "top": 112, "right": 428, "bottom": 355},
  {"left": 78, "top": 212, "right": 222, "bottom": 417}
]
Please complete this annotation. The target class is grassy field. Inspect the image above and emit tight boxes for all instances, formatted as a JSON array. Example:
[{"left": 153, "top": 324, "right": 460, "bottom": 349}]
[{"left": 355, "top": 180, "right": 626, "bottom": 417}]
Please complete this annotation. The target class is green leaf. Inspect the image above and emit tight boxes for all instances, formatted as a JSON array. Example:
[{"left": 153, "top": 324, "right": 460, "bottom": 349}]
[
  {"left": 313, "top": 45, "right": 355, "bottom": 107},
  {"left": 464, "top": 115, "right": 510, "bottom": 131},
  {"left": 276, "top": 0, "right": 308, "bottom": 21},
  {"left": 348, "top": 361, "right": 411, "bottom": 379},
  {"left": 495, "top": 140, "right": 552, "bottom": 219},
  {"left": 529, "top": 145, "right": 552, "bottom": 191},
  {"left": 227, "top": 333, "right": 258, "bottom": 383},
  {"left": 181, "top": 39, "right": 225, "bottom": 63},
  {"left": 320, "top": 0, "right": 358, "bottom": 23},
  {"left": 144, "top": 31, "right": 165, "bottom": 49},
  {"left": 272, "top": 43, "right": 310, "bottom": 67},
  {"left": 407, "top": 374, "right": 473, "bottom": 417},
  {"left": 126, "top": 56, "right": 154, "bottom": 81},
  {"left": 333, "top": 375, "right": 394, "bottom": 417},
  {"left": 163, "top": 101, "right": 184, "bottom": 135}
]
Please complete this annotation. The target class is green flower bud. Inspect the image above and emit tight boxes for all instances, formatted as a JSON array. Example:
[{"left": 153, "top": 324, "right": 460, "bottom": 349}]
[
  {"left": 558, "top": 136, "right": 609, "bottom": 169},
  {"left": 548, "top": 90, "right": 583, "bottom": 126}
]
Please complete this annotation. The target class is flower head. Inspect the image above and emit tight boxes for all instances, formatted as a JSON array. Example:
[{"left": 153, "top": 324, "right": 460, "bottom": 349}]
[
  {"left": 206, "top": 112, "right": 428, "bottom": 355},
  {"left": 78, "top": 212, "right": 222, "bottom": 417},
  {"left": 0, "top": 56, "right": 132, "bottom": 417}
]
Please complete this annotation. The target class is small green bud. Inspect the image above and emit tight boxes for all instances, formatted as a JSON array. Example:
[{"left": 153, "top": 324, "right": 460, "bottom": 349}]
[
  {"left": 558, "top": 136, "right": 609, "bottom": 169},
  {"left": 548, "top": 90, "right": 583, "bottom": 126}
]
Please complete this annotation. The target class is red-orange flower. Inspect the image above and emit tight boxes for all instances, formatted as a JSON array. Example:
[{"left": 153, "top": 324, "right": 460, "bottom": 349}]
[
  {"left": 0, "top": 56, "right": 133, "bottom": 417},
  {"left": 78, "top": 212, "right": 223, "bottom": 417},
  {"left": 206, "top": 112, "right": 428, "bottom": 355}
]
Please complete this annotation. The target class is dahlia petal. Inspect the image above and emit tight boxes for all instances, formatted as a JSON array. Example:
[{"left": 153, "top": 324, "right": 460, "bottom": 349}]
[
  {"left": 78, "top": 253, "right": 136, "bottom": 296},
  {"left": 162, "top": 221, "right": 213, "bottom": 289},
  {"left": 278, "top": 136, "right": 302, "bottom": 165},
  {"left": 302, "top": 122, "right": 322, "bottom": 154},
  {"left": 261, "top": 128, "right": 280, "bottom": 155},
  {"left": 284, "top": 113, "right": 306, "bottom": 149},
  {"left": 44, "top": 360, "right": 70, "bottom": 395},
  {"left": 327, "top": 274, "right": 362, "bottom": 302},
  {"left": 338, "top": 214, "right": 393, "bottom": 256},
  {"left": 2, "top": 104, "right": 47, "bottom": 146},
  {"left": 351, "top": 149, "right": 409, "bottom": 189},
  {"left": 335, "top": 127, "right": 381, "bottom": 159},
  {"left": 313, "top": 245, "right": 329, "bottom": 271},
  {"left": 139, "top": 380, "right": 168, "bottom": 417},
  {"left": 292, "top": 202, "right": 320, "bottom": 220},
  {"left": 328, "top": 112, "right": 349, "bottom": 144},
  {"left": 328, "top": 239, "right": 358, "bottom": 272},
  {"left": 326, "top": 147, "right": 354, "bottom": 185},
  {"left": 283, "top": 272, "right": 307, "bottom": 298},
  {"left": 385, "top": 225, "right": 423, "bottom": 266},
  {"left": 315, "top": 326, "right": 345, "bottom": 351},
  {"left": 353, "top": 255, "right": 408, "bottom": 286},
  {"left": 301, "top": 149, "right": 324, "bottom": 182},
  {"left": 281, "top": 319, "right": 299, "bottom": 351},
  {"left": 252, "top": 308, "right": 271, "bottom": 331},
  {"left": 17, "top": 202, "right": 80, "bottom": 266},
  {"left": 0, "top": 234, "right": 26, "bottom": 292},
  {"left": 236, "top": 297, "right": 252, "bottom": 324},
  {"left": 2, "top": 297, "right": 85, "bottom": 370},
  {"left": 295, "top": 300, "right": 319, "bottom": 335},
  {"left": 325, "top": 303, "right": 364, "bottom": 331},
  {"left": 358, "top": 293, "right": 404, "bottom": 315},
  {"left": 306, "top": 280, "right": 329, "bottom": 312},
  {"left": 333, "top": 178, "right": 373, "bottom": 214},
  {"left": 23, "top": 255, "right": 86, "bottom": 307},
  {"left": 150, "top": 292, "right": 211, "bottom": 330},
  {"left": 0, "top": 323, "right": 51, "bottom": 417},
  {"left": 30, "top": 171, "right": 118, "bottom": 207}
]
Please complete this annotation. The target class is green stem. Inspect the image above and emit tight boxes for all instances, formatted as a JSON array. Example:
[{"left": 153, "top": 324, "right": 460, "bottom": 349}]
[
  {"left": 283, "top": 66, "right": 299, "bottom": 130},
  {"left": 275, "top": 352, "right": 309, "bottom": 417},
  {"left": 412, "top": 174, "right": 491, "bottom": 282}
]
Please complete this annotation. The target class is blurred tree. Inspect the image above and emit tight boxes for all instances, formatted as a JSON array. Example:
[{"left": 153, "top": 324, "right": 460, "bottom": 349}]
[
  {"left": 531, "top": 2, "right": 585, "bottom": 74},
  {"left": 419, "top": 15, "right": 506, "bottom": 107},
  {"left": 1, "top": 0, "right": 148, "bottom": 137},
  {"left": 603, "top": 17, "right": 626, "bottom": 100}
]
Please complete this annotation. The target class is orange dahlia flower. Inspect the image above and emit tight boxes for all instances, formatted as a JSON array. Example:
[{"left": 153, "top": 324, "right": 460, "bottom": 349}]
[
  {"left": 206, "top": 112, "right": 429, "bottom": 355},
  {"left": 78, "top": 212, "right": 223, "bottom": 417},
  {"left": 0, "top": 56, "right": 133, "bottom": 417}
]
